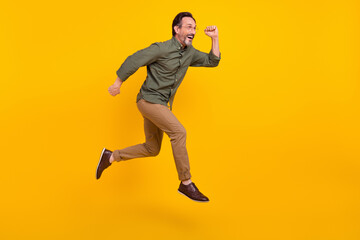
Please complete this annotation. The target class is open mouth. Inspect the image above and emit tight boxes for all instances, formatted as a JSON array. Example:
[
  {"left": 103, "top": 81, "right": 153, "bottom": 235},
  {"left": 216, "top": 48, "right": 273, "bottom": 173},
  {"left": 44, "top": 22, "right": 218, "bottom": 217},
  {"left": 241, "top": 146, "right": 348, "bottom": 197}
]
[{"left": 187, "top": 35, "right": 194, "bottom": 40}]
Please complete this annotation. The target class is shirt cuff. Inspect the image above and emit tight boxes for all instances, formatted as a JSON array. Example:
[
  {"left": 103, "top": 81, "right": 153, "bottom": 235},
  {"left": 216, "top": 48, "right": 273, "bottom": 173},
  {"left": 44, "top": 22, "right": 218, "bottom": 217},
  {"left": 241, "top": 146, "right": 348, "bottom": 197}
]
[
  {"left": 209, "top": 50, "right": 221, "bottom": 61},
  {"left": 116, "top": 68, "right": 129, "bottom": 82}
]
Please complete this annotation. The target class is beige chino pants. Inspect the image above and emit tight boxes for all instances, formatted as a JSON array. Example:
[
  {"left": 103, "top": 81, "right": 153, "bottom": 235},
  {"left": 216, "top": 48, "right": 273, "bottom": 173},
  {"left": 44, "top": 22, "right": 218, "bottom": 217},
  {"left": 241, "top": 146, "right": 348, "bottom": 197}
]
[{"left": 112, "top": 99, "right": 191, "bottom": 181}]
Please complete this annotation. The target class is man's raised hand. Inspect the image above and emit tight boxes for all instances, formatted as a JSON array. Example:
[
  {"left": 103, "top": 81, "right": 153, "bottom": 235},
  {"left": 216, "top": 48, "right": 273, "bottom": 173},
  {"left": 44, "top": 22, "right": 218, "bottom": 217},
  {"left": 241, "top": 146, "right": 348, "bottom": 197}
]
[{"left": 204, "top": 25, "right": 218, "bottom": 39}]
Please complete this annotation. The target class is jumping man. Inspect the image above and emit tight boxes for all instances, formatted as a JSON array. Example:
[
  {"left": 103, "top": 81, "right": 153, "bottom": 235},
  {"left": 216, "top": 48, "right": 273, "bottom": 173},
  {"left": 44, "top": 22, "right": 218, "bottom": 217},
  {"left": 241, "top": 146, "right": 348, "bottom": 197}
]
[{"left": 96, "top": 12, "right": 221, "bottom": 202}]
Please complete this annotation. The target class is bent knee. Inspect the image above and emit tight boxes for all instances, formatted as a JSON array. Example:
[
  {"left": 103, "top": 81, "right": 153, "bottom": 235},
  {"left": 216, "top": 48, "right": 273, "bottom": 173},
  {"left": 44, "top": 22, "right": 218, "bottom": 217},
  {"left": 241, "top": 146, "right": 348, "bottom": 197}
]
[
  {"left": 176, "top": 126, "right": 187, "bottom": 138},
  {"left": 169, "top": 127, "right": 187, "bottom": 140},
  {"left": 145, "top": 144, "right": 161, "bottom": 156},
  {"left": 148, "top": 148, "right": 160, "bottom": 156}
]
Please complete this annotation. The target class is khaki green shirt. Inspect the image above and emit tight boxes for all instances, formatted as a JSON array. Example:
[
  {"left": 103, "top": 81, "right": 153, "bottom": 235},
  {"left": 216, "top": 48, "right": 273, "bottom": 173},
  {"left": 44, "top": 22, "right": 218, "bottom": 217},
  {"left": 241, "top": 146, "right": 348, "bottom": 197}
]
[{"left": 116, "top": 36, "right": 221, "bottom": 110}]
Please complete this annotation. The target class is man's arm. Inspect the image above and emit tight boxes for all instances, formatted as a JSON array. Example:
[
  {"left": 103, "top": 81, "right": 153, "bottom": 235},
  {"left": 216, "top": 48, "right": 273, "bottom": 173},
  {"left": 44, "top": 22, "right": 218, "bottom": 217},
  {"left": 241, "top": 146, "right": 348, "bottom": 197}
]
[
  {"left": 206, "top": 25, "right": 219, "bottom": 57},
  {"left": 109, "top": 43, "right": 162, "bottom": 96},
  {"left": 190, "top": 25, "right": 221, "bottom": 67}
]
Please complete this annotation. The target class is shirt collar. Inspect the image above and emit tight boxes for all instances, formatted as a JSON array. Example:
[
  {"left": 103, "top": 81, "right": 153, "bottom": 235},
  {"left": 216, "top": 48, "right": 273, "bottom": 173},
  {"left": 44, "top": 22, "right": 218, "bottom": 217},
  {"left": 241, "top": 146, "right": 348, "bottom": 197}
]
[{"left": 172, "top": 36, "right": 187, "bottom": 51}]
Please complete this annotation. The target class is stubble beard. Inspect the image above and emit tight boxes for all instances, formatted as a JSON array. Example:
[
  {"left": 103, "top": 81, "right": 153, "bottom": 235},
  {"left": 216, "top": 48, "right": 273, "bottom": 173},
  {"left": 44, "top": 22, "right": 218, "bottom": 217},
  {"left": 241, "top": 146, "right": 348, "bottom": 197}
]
[
  {"left": 183, "top": 35, "right": 193, "bottom": 46},
  {"left": 178, "top": 34, "right": 195, "bottom": 46}
]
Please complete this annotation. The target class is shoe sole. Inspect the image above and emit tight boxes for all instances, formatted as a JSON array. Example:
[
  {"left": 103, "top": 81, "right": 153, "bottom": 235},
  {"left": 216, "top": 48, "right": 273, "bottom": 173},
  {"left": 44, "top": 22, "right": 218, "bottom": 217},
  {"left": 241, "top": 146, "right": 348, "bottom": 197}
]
[
  {"left": 96, "top": 148, "right": 106, "bottom": 179},
  {"left": 177, "top": 190, "right": 209, "bottom": 203}
]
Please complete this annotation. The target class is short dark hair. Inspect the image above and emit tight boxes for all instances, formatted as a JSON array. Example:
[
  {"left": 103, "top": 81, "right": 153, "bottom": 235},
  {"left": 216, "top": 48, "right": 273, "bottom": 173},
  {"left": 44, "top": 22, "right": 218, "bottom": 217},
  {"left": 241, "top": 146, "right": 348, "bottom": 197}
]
[{"left": 172, "top": 12, "right": 196, "bottom": 36}]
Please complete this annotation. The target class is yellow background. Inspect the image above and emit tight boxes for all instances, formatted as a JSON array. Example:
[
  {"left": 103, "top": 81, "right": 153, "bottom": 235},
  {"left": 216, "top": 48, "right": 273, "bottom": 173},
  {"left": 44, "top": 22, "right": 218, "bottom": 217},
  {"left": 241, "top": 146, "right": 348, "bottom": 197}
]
[{"left": 1, "top": 0, "right": 360, "bottom": 239}]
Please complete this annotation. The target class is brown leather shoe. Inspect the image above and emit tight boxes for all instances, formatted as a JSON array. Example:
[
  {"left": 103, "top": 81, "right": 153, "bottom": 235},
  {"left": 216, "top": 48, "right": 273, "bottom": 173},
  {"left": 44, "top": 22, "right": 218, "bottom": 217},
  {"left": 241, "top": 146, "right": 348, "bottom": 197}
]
[
  {"left": 178, "top": 182, "right": 209, "bottom": 202},
  {"left": 96, "top": 148, "right": 112, "bottom": 179}
]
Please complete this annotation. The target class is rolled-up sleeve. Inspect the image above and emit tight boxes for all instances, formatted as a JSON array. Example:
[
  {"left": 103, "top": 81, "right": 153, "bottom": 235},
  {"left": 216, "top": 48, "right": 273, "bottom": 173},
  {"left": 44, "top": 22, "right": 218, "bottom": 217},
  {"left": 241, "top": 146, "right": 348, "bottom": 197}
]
[
  {"left": 190, "top": 49, "right": 221, "bottom": 67},
  {"left": 116, "top": 43, "right": 162, "bottom": 81}
]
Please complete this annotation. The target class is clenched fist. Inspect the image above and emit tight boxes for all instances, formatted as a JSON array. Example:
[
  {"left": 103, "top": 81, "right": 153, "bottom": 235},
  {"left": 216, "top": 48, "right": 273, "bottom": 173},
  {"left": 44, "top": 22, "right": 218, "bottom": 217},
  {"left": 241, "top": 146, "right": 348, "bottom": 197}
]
[
  {"left": 204, "top": 25, "right": 218, "bottom": 39},
  {"left": 108, "top": 77, "right": 123, "bottom": 96}
]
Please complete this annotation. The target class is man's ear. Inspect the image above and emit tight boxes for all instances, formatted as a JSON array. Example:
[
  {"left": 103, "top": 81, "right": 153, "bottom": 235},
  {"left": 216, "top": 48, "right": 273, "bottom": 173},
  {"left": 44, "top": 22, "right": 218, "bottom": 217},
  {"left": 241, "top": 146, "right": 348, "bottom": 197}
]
[{"left": 174, "top": 25, "right": 180, "bottom": 35}]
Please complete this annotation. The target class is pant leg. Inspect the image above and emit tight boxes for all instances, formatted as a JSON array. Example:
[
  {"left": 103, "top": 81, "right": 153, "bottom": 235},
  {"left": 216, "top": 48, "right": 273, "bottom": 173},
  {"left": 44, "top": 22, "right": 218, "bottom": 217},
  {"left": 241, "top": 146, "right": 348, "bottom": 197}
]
[
  {"left": 112, "top": 116, "right": 164, "bottom": 160},
  {"left": 136, "top": 99, "right": 191, "bottom": 181}
]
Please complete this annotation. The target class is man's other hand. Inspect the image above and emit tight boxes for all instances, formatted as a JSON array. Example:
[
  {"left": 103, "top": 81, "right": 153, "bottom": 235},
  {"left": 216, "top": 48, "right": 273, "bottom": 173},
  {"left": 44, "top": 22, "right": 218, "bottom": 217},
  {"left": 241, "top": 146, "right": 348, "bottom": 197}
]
[
  {"left": 204, "top": 25, "right": 218, "bottom": 39},
  {"left": 108, "top": 77, "right": 123, "bottom": 96}
]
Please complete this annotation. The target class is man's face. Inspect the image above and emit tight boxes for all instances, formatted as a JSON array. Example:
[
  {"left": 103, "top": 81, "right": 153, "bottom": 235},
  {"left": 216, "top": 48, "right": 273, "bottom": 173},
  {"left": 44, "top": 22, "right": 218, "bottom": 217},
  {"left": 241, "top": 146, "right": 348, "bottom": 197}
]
[{"left": 175, "top": 17, "right": 196, "bottom": 47}]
